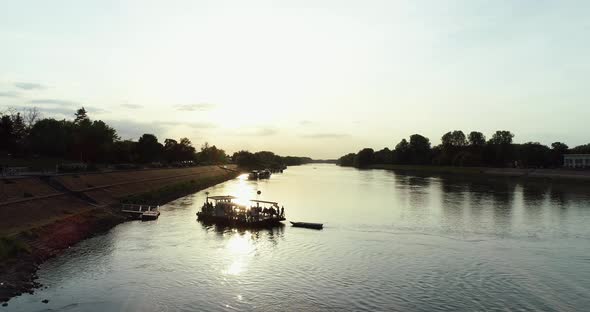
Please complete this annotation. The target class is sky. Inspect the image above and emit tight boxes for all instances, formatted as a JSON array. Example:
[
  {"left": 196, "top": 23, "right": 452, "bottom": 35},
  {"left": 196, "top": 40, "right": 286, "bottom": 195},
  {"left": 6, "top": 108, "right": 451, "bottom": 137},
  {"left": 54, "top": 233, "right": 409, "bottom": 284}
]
[{"left": 1, "top": 0, "right": 589, "bottom": 159}]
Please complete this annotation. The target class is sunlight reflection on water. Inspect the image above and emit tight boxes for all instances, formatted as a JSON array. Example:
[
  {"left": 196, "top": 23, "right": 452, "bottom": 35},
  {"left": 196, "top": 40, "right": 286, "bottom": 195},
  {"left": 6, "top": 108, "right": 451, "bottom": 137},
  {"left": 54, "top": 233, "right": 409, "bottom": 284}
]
[{"left": 5, "top": 164, "right": 590, "bottom": 312}]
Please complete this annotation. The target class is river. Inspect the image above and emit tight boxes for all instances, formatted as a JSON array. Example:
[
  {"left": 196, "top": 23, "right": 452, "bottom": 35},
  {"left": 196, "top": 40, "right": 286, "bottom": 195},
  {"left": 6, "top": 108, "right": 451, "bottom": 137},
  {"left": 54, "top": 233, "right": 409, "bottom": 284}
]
[{"left": 4, "top": 164, "right": 590, "bottom": 311}]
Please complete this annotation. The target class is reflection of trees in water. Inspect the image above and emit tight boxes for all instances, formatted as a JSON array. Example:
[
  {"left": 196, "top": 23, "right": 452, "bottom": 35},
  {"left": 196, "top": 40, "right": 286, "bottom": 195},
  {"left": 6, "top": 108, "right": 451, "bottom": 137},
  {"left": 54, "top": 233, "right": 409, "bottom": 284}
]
[
  {"left": 395, "top": 174, "right": 432, "bottom": 211},
  {"left": 435, "top": 175, "right": 518, "bottom": 235},
  {"left": 438, "top": 177, "right": 469, "bottom": 231}
]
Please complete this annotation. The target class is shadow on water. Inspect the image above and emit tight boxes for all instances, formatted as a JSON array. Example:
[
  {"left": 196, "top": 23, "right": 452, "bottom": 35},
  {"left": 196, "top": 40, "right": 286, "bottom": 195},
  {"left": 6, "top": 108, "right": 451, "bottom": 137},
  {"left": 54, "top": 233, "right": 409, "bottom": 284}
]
[{"left": 198, "top": 220, "right": 285, "bottom": 243}]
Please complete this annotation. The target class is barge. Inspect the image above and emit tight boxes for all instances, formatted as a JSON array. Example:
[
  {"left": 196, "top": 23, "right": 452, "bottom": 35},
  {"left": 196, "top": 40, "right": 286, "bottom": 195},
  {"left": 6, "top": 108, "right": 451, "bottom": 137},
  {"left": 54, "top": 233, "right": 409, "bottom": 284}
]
[{"left": 197, "top": 195, "right": 285, "bottom": 228}]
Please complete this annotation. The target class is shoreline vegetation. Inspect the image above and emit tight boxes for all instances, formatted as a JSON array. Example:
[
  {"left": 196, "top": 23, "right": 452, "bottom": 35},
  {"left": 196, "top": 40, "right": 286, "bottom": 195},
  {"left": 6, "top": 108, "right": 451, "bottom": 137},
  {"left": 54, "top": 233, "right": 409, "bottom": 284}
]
[
  {"left": 1, "top": 106, "right": 314, "bottom": 173},
  {"left": 338, "top": 130, "right": 589, "bottom": 181},
  {"left": 366, "top": 164, "right": 590, "bottom": 182},
  {"left": 0, "top": 165, "right": 240, "bottom": 303}
]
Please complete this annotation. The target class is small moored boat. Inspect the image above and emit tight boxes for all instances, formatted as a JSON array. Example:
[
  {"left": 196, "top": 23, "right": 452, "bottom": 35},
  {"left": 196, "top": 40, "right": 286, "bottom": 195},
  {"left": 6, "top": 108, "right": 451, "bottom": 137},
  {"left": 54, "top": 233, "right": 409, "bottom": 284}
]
[
  {"left": 141, "top": 208, "right": 160, "bottom": 221},
  {"left": 290, "top": 221, "right": 323, "bottom": 230},
  {"left": 248, "top": 171, "right": 259, "bottom": 180}
]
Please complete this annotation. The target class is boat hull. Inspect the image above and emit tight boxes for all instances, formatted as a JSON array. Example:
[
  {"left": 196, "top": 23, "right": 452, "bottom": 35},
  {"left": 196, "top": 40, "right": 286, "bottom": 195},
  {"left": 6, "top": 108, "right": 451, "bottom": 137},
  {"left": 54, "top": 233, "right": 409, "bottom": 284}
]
[
  {"left": 290, "top": 221, "right": 323, "bottom": 230},
  {"left": 197, "top": 213, "right": 284, "bottom": 228}
]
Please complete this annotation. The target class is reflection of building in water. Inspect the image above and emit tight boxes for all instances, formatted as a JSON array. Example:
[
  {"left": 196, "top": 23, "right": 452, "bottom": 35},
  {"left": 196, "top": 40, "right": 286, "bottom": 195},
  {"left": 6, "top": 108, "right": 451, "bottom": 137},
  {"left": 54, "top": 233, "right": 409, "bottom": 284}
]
[{"left": 563, "top": 154, "right": 590, "bottom": 168}]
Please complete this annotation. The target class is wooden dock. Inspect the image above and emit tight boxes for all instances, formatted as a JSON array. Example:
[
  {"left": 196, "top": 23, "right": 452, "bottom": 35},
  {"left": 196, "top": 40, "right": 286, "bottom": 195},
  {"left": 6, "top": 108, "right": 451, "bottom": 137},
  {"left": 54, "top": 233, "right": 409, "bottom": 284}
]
[{"left": 121, "top": 204, "right": 160, "bottom": 219}]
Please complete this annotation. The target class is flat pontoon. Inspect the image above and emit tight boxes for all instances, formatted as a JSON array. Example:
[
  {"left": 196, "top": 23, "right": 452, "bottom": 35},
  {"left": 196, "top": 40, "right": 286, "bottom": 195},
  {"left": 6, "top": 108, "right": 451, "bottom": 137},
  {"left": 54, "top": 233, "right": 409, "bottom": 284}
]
[{"left": 197, "top": 195, "right": 285, "bottom": 228}]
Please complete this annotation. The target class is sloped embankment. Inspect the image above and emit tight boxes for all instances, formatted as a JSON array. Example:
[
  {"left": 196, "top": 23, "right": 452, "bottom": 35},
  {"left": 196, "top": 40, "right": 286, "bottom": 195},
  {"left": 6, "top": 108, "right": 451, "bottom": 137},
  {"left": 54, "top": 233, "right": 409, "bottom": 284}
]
[{"left": 0, "top": 165, "right": 239, "bottom": 302}]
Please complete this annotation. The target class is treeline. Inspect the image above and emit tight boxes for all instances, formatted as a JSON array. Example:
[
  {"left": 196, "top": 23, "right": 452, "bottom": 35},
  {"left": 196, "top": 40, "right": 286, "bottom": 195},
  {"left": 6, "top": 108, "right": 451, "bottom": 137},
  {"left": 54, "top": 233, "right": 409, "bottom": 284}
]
[
  {"left": 338, "top": 130, "right": 590, "bottom": 169},
  {"left": 0, "top": 107, "right": 313, "bottom": 169},
  {"left": 0, "top": 107, "right": 224, "bottom": 165},
  {"left": 232, "top": 150, "right": 312, "bottom": 169}
]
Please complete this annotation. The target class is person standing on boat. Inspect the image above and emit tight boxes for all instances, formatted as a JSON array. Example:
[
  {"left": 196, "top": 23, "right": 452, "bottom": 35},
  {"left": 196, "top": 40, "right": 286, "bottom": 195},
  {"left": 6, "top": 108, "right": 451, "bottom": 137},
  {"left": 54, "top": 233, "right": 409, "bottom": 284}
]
[{"left": 281, "top": 206, "right": 284, "bottom": 217}]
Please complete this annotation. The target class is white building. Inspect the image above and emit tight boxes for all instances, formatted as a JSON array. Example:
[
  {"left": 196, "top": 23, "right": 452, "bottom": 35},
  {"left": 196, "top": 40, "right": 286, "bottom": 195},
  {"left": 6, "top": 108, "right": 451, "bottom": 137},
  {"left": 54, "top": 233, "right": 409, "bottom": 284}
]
[{"left": 563, "top": 154, "right": 590, "bottom": 168}]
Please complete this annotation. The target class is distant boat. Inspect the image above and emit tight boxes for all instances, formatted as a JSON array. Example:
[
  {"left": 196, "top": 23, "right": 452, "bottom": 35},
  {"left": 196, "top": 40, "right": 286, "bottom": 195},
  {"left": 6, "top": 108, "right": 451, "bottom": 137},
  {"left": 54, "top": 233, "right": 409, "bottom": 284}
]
[
  {"left": 290, "top": 221, "right": 323, "bottom": 230},
  {"left": 258, "top": 169, "right": 271, "bottom": 179}
]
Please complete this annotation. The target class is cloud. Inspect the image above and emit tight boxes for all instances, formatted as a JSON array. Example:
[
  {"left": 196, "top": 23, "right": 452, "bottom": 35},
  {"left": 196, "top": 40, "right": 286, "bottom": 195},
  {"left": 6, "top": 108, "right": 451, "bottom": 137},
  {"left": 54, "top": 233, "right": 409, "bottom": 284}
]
[
  {"left": 299, "top": 120, "right": 313, "bottom": 126},
  {"left": 106, "top": 119, "right": 167, "bottom": 140},
  {"left": 121, "top": 103, "right": 143, "bottom": 109},
  {"left": 161, "top": 121, "right": 217, "bottom": 129},
  {"left": 175, "top": 103, "right": 216, "bottom": 111},
  {"left": 0, "top": 91, "right": 19, "bottom": 97},
  {"left": 29, "top": 99, "right": 80, "bottom": 106},
  {"left": 14, "top": 82, "right": 44, "bottom": 90},
  {"left": 301, "top": 133, "right": 350, "bottom": 139},
  {"left": 235, "top": 127, "right": 279, "bottom": 136}
]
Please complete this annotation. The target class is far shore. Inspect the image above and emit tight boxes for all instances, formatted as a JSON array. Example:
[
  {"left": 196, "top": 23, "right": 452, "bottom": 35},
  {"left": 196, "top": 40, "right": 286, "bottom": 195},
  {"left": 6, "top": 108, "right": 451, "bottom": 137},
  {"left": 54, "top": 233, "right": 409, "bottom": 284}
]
[{"left": 365, "top": 164, "right": 590, "bottom": 182}]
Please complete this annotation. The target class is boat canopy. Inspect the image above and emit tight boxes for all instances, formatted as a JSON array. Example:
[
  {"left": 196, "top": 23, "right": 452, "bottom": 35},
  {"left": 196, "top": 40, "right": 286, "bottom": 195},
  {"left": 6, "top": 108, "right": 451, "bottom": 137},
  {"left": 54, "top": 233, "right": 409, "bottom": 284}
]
[
  {"left": 250, "top": 199, "right": 279, "bottom": 205},
  {"left": 206, "top": 196, "right": 279, "bottom": 206}
]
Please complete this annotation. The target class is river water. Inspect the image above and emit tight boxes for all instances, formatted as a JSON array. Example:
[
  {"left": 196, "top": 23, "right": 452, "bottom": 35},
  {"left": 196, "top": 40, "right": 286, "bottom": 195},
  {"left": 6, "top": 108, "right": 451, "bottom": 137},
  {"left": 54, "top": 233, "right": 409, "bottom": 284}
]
[{"left": 4, "top": 164, "right": 590, "bottom": 311}]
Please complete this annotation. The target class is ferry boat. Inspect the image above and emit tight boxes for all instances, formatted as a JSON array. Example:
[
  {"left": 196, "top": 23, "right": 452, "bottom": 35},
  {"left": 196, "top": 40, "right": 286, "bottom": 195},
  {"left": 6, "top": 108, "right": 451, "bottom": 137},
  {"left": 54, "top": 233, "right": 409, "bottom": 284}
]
[
  {"left": 196, "top": 195, "right": 285, "bottom": 227},
  {"left": 248, "top": 171, "right": 259, "bottom": 180},
  {"left": 258, "top": 169, "right": 271, "bottom": 179}
]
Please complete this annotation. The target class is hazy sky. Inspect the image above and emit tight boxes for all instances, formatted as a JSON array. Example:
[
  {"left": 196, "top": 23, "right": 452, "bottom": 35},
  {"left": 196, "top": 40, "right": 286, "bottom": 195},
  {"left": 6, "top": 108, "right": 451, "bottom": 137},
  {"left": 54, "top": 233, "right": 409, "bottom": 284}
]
[{"left": 1, "top": 0, "right": 589, "bottom": 158}]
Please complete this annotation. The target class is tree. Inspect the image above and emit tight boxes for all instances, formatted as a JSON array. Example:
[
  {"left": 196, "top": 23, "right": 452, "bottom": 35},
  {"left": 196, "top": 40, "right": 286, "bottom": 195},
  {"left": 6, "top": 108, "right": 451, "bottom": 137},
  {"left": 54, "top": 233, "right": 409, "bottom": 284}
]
[
  {"left": 0, "top": 115, "right": 14, "bottom": 152},
  {"left": 112, "top": 140, "right": 138, "bottom": 163},
  {"left": 338, "top": 153, "right": 356, "bottom": 166},
  {"left": 354, "top": 148, "right": 374, "bottom": 167},
  {"left": 550, "top": 142, "right": 569, "bottom": 167},
  {"left": 23, "top": 107, "right": 42, "bottom": 129},
  {"left": 163, "top": 139, "right": 178, "bottom": 162},
  {"left": 198, "top": 142, "right": 227, "bottom": 164},
  {"left": 485, "top": 130, "right": 515, "bottom": 166},
  {"left": 468, "top": 131, "right": 486, "bottom": 147},
  {"left": 441, "top": 130, "right": 467, "bottom": 148},
  {"left": 74, "top": 107, "right": 89, "bottom": 124},
  {"left": 409, "top": 134, "right": 431, "bottom": 164},
  {"left": 137, "top": 134, "right": 163, "bottom": 163},
  {"left": 233, "top": 150, "right": 258, "bottom": 167},
  {"left": 373, "top": 148, "right": 393, "bottom": 164},
  {"left": 393, "top": 139, "right": 410, "bottom": 164},
  {"left": 488, "top": 130, "right": 514, "bottom": 145},
  {"left": 29, "top": 119, "right": 70, "bottom": 157},
  {"left": 516, "top": 142, "right": 551, "bottom": 168},
  {"left": 570, "top": 143, "right": 590, "bottom": 154}
]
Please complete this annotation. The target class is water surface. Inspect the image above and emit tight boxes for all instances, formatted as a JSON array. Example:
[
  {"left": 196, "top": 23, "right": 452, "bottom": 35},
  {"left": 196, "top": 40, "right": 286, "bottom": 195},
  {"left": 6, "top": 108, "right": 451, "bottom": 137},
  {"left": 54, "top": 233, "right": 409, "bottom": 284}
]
[{"left": 4, "top": 164, "right": 590, "bottom": 311}]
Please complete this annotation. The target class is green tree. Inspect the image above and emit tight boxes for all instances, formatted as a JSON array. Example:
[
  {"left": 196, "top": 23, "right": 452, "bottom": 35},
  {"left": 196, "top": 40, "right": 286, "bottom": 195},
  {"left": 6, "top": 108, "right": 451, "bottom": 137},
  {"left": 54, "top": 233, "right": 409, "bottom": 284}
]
[
  {"left": 29, "top": 118, "right": 70, "bottom": 157},
  {"left": 137, "top": 134, "right": 163, "bottom": 163},
  {"left": 409, "top": 134, "right": 431, "bottom": 164},
  {"left": 468, "top": 131, "right": 486, "bottom": 147},
  {"left": 485, "top": 130, "right": 515, "bottom": 166},
  {"left": 74, "top": 107, "right": 89, "bottom": 124},
  {"left": 198, "top": 142, "right": 227, "bottom": 164},
  {"left": 338, "top": 153, "right": 356, "bottom": 166},
  {"left": 393, "top": 138, "right": 410, "bottom": 164},
  {"left": 550, "top": 142, "right": 569, "bottom": 167},
  {"left": 441, "top": 130, "right": 467, "bottom": 148},
  {"left": 373, "top": 148, "right": 393, "bottom": 164},
  {"left": 354, "top": 148, "right": 374, "bottom": 167},
  {"left": 488, "top": 130, "right": 514, "bottom": 145}
]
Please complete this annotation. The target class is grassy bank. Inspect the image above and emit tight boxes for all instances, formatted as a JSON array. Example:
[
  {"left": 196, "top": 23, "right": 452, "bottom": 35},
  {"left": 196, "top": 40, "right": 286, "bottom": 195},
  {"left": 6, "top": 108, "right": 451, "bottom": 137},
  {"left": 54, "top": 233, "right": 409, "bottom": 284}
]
[
  {"left": 0, "top": 168, "right": 240, "bottom": 303},
  {"left": 121, "top": 172, "right": 240, "bottom": 204}
]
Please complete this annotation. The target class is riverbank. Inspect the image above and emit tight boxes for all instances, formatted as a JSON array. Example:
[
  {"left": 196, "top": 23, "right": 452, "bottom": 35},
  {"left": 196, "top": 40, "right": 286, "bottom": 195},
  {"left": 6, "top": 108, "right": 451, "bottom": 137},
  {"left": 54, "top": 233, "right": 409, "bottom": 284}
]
[
  {"left": 366, "top": 164, "right": 590, "bottom": 182},
  {"left": 0, "top": 165, "right": 240, "bottom": 303}
]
